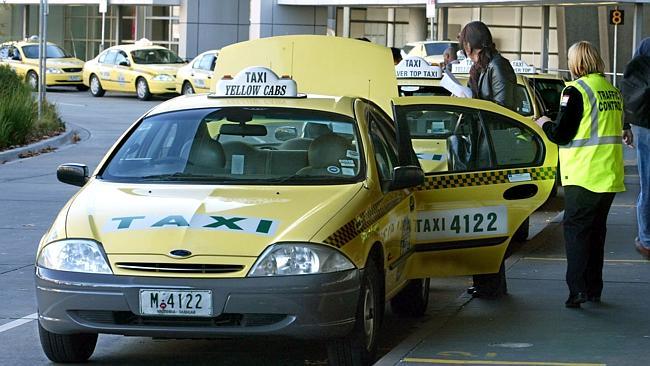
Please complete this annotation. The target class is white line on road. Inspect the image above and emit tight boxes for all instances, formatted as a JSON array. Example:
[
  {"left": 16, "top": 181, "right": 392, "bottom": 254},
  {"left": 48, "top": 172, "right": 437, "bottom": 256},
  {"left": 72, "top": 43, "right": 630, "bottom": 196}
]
[
  {"left": 56, "top": 102, "right": 86, "bottom": 107},
  {"left": 0, "top": 313, "right": 37, "bottom": 333}
]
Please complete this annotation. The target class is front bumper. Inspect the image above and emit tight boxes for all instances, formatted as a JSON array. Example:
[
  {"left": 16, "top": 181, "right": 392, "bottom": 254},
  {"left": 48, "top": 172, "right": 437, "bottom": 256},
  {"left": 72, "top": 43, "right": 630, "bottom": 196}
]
[
  {"left": 148, "top": 79, "right": 178, "bottom": 94},
  {"left": 45, "top": 72, "right": 84, "bottom": 86},
  {"left": 36, "top": 267, "right": 360, "bottom": 339}
]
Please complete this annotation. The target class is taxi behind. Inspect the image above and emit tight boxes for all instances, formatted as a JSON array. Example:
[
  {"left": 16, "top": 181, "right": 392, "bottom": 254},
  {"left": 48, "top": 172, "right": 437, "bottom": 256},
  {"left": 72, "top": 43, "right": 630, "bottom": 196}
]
[
  {"left": 36, "top": 35, "right": 558, "bottom": 366},
  {"left": 82, "top": 38, "right": 185, "bottom": 100},
  {"left": 402, "top": 40, "right": 458, "bottom": 66},
  {"left": 395, "top": 56, "right": 450, "bottom": 97},
  {"left": 176, "top": 49, "right": 219, "bottom": 95},
  {"left": 0, "top": 38, "right": 85, "bottom": 90}
]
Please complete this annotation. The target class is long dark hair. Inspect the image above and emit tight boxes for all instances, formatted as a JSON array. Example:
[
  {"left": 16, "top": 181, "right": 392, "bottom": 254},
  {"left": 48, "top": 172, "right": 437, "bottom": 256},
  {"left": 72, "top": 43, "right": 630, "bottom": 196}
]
[{"left": 458, "top": 21, "right": 498, "bottom": 95}]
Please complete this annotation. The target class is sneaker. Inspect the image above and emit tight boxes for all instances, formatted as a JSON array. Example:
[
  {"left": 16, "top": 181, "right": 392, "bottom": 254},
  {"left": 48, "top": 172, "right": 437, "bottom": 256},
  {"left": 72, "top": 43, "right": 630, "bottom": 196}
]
[{"left": 635, "top": 237, "right": 650, "bottom": 259}]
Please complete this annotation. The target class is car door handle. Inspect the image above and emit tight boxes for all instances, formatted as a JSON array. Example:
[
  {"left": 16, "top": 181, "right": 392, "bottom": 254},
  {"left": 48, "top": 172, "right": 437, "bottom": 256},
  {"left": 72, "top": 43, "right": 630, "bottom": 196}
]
[{"left": 503, "top": 184, "right": 538, "bottom": 200}]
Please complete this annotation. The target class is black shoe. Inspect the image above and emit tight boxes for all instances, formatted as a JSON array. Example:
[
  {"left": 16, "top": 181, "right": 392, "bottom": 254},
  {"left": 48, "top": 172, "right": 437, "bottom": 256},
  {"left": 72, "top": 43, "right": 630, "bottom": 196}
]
[
  {"left": 587, "top": 295, "right": 601, "bottom": 303},
  {"left": 565, "top": 293, "right": 587, "bottom": 308}
]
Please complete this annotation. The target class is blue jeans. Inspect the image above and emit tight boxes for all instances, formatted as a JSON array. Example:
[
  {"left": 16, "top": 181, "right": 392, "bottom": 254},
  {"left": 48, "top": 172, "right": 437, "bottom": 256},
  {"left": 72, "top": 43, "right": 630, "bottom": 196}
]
[{"left": 633, "top": 125, "right": 650, "bottom": 248}]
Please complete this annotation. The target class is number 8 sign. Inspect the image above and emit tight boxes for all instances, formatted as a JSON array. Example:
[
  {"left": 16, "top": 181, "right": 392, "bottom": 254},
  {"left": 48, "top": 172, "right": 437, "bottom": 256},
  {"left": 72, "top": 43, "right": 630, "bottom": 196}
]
[{"left": 610, "top": 9, "right": 624, "bottom": 25}]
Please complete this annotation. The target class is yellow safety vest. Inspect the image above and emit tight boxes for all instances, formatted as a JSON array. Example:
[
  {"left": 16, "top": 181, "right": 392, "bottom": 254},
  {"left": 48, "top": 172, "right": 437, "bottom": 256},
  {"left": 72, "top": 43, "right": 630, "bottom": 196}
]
[{"left": 559, "top": 73, "right": 625, "bottom": 193}]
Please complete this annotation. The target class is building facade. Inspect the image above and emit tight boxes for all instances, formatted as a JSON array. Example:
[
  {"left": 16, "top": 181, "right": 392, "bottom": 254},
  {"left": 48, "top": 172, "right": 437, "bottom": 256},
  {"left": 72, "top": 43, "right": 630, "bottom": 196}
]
[{"left": 0, "top": 0, "right": 646, "bottom": 77}]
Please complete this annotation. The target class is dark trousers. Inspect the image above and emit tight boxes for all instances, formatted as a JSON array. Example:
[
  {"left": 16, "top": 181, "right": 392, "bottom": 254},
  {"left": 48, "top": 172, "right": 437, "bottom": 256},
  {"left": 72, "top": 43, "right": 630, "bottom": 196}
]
[{"left": 563, "top": 185, "right": 616, "bottom": 296}]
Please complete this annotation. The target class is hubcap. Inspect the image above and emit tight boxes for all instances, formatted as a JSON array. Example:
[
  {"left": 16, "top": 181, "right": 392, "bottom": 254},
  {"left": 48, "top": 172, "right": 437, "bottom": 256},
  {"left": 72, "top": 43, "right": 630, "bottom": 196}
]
[
  {"left": 91, "top": 77, "right": 99, "bottom": 94},
  {"left": 29, "top": 74, "right": 37, "bottom": 89},
  {"left": 183, "top": 83, "right": 194, "bottom": 95},
  {"left": 362, "top": 284, "right": 375, "bottom": 350},
  {"left": 137, "top": 80, "right": 147, "bottom": 98}
]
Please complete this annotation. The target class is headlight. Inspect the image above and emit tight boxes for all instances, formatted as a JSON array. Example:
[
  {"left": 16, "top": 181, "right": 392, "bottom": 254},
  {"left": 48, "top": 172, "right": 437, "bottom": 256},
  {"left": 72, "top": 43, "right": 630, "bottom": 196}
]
[
  {"left": 152, "top": 74, "right": 174, "bottom": 81},
  {"left": 46, "top": 68, "right": 63, "bottom": 74},
  {"left": 248, "top": 243, "right": 355, "bottom": 277},
  {"left": 37, "top": 239, "right": 112, "bottom": 274}
]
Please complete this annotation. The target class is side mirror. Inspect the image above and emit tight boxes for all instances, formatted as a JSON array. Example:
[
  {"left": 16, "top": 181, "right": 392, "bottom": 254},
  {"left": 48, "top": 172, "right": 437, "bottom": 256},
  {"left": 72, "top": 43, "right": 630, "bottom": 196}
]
[
  {"left": 274, "top": 126, "right": 298, "bottom": 141},
  {"left": 389, "top": 165, "right": 424, "bottom": 190},
  {"left": 57, "top": 163, "right": 89, "bottom": 187},
  {"left": 12, "top": 54, "right": 21, "bottom": 61},
  {"left": 119, "top": 60, "right": 130, "bottom": 67}
]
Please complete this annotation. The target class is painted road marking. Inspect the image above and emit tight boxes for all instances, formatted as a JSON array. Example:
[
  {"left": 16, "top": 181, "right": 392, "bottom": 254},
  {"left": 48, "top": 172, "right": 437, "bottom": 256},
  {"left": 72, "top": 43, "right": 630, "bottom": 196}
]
[
  {"left": 56, "top": 102, "right": 86, "bottom": 107},
  {"left": 0, "top": 313, "right": 37, "bottom": 333},
  {"left": 402, "top": 358, "right": 606, "bottom": 366},
  {"left": 523, "top": 257, "right": 649, "bottom": 264}
]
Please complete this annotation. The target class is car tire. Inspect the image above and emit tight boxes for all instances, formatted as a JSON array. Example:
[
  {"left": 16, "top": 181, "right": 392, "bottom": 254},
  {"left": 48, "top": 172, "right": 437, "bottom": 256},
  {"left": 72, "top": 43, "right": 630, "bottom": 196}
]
[
  {"left": 76, "top": 85, "right": 89, "bottom": 92},
  {"left": 136, "top": 77, "right": 152, "bottom": 101},
  {"left": 327, "top": 259, "right": 382, "bottom": 366},
  {"left": 390, "top": 278, "right": 430, "bottom": 317},
  {"left": 90, "top": 74, "right": 105, "bottom": 97},
  {"left": 182, "top": 81, "right": 195, "bottom": 95},
  {"left": 38, "top": 322, "right": 97, "bottom": 363},
  {"left": 513, "top": 217, "right": 530, "bottom": 243},
  {"left": 27, "top": 71, "right": 38, "bottom": 90}
]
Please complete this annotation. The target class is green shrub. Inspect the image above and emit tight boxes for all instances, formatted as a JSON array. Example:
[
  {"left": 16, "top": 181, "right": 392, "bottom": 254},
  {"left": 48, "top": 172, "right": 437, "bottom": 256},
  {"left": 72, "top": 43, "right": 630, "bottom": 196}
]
[{"left": 0, "top": 65, "right": 64, "bottom": 150}]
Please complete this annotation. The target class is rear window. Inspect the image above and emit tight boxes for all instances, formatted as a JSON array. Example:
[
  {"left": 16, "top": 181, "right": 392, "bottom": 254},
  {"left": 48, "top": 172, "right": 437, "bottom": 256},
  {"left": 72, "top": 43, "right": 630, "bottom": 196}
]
[
  {"left": 100, "top": 107, "right": 364, "bottom": 185},
  {"left": 424, "top": 42, "right": 458, "bottom": 56}
]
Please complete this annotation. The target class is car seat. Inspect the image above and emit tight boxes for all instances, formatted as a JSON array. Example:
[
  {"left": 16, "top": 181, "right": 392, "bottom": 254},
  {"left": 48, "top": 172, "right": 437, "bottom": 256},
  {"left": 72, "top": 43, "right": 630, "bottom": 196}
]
[{"left": 297, "top": 134, "right": 349, "bottom": 176}]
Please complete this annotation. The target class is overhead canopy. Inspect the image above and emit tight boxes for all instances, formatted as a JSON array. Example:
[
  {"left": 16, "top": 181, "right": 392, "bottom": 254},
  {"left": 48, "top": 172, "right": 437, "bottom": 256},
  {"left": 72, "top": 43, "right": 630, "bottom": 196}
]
[
  {"left": 214, "top": 35, "right": 398, "bottom": 115},
  {"left": 279, "top": 0, "right": 650, "bottom": 6}
]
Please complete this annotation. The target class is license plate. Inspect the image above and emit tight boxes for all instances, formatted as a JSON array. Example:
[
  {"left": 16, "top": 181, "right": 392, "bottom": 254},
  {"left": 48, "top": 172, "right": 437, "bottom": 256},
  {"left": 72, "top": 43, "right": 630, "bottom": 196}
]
[
  {"left": 68, "top": 75, "right": 81, "bottom": 81},
  {"left": 139, "top": 289, "right": 212, "bottom": 317}
]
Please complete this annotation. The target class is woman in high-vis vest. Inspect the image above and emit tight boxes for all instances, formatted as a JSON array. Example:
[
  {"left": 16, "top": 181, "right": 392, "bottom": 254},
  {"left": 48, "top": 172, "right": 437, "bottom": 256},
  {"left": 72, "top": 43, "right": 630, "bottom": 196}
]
[{"left": 536, "top": 41, "right": 625, "bottom": 308}]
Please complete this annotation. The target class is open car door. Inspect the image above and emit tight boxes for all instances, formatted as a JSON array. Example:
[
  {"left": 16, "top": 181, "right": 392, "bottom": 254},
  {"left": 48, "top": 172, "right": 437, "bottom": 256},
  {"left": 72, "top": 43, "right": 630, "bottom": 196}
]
[{"left": 393, "top": 96, "right": 558, "bottom": 279}]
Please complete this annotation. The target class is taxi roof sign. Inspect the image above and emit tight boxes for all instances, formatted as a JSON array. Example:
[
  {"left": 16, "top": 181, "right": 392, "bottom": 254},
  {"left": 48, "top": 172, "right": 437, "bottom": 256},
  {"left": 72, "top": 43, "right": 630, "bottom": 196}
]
[
  {"left": 213, "top": 35, "right": 397, "bottom": 115},
  {"left": 451, "top": 58, "right": 473, "bottom": 74},
  {"left": 134, "top": 38, "right": 154, "bottom": 47},
  {"left": 510, "top": 60, "right": 536, "bottom": 74},
  {"left": 216, "top": 66, "right": 298, "bottom": 97},
  {"left": 395, "top": 56, "right": 442, "bottom": 79}
]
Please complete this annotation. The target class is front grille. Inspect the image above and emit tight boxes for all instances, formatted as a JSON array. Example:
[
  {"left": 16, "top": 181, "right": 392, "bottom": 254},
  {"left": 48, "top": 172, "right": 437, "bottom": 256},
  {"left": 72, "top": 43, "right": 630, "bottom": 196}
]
[
  {"left": 62, "top": 67, "right": 82, "bottom": 73},
  {"left": 115, "top": 262, "right": 244, "bottom": 274},
  {"left": 72, "top": 310, "right": 287, "bottom": 328}
]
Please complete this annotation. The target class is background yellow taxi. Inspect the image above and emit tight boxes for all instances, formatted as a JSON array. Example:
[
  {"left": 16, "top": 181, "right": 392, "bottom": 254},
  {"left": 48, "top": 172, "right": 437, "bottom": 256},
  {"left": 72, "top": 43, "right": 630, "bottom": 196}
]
[
  {"left": 395, "top": 56, "right": 451, "bottom": 97},
  {"left": 402, "top": 40, "right": 458, "bottom": 66},
  {"left": 0, "top": 38, "right": 86, "bottom": 90},
  {"left": 175, "top": 49, "right": 219, "bottom": 95},
  {"left": 82, "top": 38, "right": 186, "bottom": 100}
]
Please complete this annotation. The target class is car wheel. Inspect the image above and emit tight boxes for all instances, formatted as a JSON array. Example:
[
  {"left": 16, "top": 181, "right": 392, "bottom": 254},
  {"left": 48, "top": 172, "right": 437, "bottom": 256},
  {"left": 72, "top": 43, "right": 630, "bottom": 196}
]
[
  {"left": 182, "top": 81, "right": 195, "bottom": 95},
  {"left": 390, "top": 278, "right": 430, "bottom": 317},
  {"left": 513, "top": 217, "right": 530, "bottom": 243},
  {"left": 90, "top": 74, "right": 105, "bottom": 97},
  {"left": 136, "top": 77, "right": 152, "bottom": 101},
  {"left": 327, "top": 258, "right": 381, "bottom": 366},
  {"left": 27, "top": 71, "right": 38, "bottom": 90},
  {"left": 76, "top": 85, "right": 89, "bottom": 92},
  {"left": 38, "top": 322, "right": 97, "bottom": 363}
]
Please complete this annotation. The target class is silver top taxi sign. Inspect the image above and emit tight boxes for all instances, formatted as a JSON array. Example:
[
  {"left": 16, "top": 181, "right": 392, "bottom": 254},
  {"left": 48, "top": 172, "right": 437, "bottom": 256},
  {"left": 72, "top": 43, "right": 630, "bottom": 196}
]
[
  {"left": 396, "top": 56, "right": 442, "bottom": 79},
  {"left": 451, "top": 59, "right": 536, "bottom": 75},
  {"left": 216, "top": 66, "right": 298, "bottom": 97}
]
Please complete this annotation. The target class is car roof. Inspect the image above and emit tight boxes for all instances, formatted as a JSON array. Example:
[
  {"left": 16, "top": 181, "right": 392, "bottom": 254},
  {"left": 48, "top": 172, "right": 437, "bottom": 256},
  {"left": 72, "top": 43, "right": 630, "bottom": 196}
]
[
  {"left": 146, "top": 93, "right": 357, "bottom": 119},
  {"left": 405, "top": 41, "right": 457, "bottom": 46},
  {"left": 104, "top": 44, "right": 168, "bottom": 53}
]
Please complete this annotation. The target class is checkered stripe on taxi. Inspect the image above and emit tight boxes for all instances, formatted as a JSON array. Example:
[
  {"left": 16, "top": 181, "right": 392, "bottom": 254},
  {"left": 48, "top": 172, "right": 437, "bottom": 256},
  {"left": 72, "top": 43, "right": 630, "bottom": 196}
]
[
  {"left": 324, "top": 191, "right": 408, "bottom": 248},
  {"left": 414, "top": 166, "right": 556, "bottom": 191}
]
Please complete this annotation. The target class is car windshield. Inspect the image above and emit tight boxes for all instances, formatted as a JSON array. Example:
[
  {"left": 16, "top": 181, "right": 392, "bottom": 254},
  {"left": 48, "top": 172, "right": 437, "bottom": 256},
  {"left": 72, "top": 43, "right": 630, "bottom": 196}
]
[
  {"left": 424, "top": 42, "right": 457, "bottom": 56},
  {"left": 21, "top": 45, "right": 70, "bottom": 59},
  {"left": 130, "top": 48, "right": 183, "bottom": 64},
  {"left": 399, "top": 85, "right": 451, "bottom": 97},
  {"left": 101, "top": 107, "right": 364, "bottom": 185}
]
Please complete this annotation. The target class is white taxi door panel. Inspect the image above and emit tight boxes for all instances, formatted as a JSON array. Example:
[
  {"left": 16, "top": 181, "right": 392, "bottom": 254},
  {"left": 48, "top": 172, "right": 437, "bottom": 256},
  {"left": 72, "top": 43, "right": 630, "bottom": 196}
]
[
  {"left": 192, "top": 54, "right": 215, "bottom": 93},
  {"left": 112, "top": 51, "right": 131, "bottom": 91},
  {"left": 392, "top": 96, "right": 557, "bottom": 278},
  {"left": 98, "top": 50, "right": 117, "bottom": 90}
]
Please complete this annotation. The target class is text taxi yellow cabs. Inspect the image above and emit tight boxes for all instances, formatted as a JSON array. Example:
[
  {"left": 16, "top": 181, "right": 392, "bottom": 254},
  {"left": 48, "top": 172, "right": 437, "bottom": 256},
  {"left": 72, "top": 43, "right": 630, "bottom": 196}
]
[
  {"left": 395, "top": 56, "right": 450, "bottom": 97},
  {"left": 0, "top": 38, "right": 86, "bottom": 90},
  {"left": 82, "top": 38, "right": 185, "bottom": 100},
  {"left": 36, "top": 36, "right": 557, "bottom": 366},
  {"left": 175, "top": 49, "right": 219, "bottom": 95}
]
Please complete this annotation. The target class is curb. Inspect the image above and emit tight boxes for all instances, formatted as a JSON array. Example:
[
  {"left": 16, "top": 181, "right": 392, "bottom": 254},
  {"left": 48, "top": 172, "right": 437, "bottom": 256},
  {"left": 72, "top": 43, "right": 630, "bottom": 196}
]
[{"left": 0, "top": 126, "right": 77, "bottom": 164}]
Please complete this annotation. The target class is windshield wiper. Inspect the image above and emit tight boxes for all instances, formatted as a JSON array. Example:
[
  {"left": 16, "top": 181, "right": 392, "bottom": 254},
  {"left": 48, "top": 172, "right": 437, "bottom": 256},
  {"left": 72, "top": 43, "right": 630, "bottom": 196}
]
[{"left": 140, "top": 172, "right": 224, "bottom": 181}]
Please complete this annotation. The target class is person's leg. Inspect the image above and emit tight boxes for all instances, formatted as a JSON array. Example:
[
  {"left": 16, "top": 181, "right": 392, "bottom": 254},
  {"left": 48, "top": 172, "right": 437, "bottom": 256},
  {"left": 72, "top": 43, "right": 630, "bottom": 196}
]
[
  {"left": 563, "top": 186, "right": 599, "bottom": 297},
  {"left": 633, "top": 125, "right": 650, "bottom": 250},
  {"left": 585, "top": 192, "right": 616, "bottom": 300}
]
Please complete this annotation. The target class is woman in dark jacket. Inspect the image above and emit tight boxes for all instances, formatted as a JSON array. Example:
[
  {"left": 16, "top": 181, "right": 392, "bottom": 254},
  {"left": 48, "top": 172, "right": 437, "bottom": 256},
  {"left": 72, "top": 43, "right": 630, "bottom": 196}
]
[
  {"left": 460, "top": 21, "right": 518, "bottom": 112},
  {"left": 458, "top": 21, "right": 518, "bottom": 299}
]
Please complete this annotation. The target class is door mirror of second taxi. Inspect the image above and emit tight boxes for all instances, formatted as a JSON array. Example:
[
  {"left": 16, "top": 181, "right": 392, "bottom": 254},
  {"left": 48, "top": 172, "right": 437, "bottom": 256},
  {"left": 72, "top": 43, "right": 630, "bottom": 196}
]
[
  {"left": 389, "top": 165, "right": 424, "bottom": 190},
  {"left": 57, "top": 163, "right": 89, "bottom": 187},
  {"left": 118, "top": 60, "right": 130, "bottom": 67}
]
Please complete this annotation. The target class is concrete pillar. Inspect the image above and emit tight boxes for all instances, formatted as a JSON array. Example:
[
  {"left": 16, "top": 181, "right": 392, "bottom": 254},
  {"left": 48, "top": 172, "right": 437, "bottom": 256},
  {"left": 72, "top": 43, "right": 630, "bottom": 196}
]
[
  {"left": 597, "top": 6, "right": 611, "bottom": 75},
  {"left": 541, "top": 5, "right": 549, "bottom": 72},
  {"left": 516, "top": 7, "right": 523, "bottom": 60},
  {"left": 342, "top": 7, "right": 350, "bottom": 38},
  {"left": 22, "top": 5, "right": 29, "bottom": 39},
  {"left": 327, "top": 6, "right": 336, "bottom": 36},
  {"left": 387, "top": 8, "right": 395, "bottom": 47},
  {"left": 472, "top": 7, "right": 481, "bottom": 21},
  {"left": 114, "top": 6, "right": 121, "bottom": 46},
  {"left": 633, "top": 3, "right": 644, "bottom": 56},
  {"left": 407, "top": 7, "right": 427, "bottom": 43},
  {"left": 556, "top": 7, "right": 567, "bottom": 71},
  {"left": 439, "top": 7, "right": 448, "bottom": 40}
]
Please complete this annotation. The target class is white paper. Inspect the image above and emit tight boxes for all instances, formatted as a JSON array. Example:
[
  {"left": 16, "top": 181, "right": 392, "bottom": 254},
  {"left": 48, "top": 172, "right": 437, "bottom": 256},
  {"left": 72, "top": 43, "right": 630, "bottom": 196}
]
[{"left": 440, "top": 73, "right": 473, "bottom": 98}]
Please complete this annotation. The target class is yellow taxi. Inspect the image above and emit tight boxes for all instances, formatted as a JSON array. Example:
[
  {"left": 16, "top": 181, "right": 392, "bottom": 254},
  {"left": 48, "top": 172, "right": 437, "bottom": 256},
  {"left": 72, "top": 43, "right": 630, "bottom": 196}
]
[
  {"left": 36, "top": 36, "right": 557, "bottom": 366},
  {"left": 524, "top": 72, "right": 567, "bottom": 120},
  {"left": 175, "top": 49, "right": 219, "bottom": 95},
  {"left": 82, "top": 39, "right": 185, "bottom": 100},
  {"left": 395, "top": 56, "right": 450, "bottom": 97},
  {"left": 402, "top": 40, "right": 458, "bottom": 66},
  {"left": 0, "top": 38, "right": 86, "bottom": 90}
]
